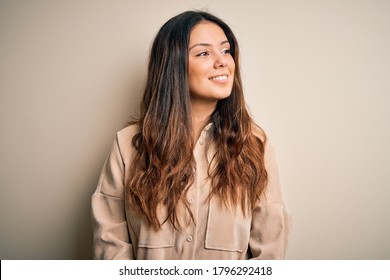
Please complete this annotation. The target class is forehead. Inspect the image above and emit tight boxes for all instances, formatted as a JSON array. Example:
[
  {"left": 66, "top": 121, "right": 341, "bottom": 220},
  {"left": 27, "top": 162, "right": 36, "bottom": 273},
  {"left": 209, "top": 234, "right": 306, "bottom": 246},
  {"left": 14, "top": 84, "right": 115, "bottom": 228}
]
[{"left": 189, "top": 22, "right": 228, "bottom": 45}]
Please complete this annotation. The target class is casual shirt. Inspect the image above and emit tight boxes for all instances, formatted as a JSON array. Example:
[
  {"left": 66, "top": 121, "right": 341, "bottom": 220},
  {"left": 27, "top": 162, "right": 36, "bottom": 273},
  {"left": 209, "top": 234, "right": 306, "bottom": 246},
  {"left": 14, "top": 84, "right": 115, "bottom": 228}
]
[{"left": 92, "top": 124, "right": 290, "bottom": 259}]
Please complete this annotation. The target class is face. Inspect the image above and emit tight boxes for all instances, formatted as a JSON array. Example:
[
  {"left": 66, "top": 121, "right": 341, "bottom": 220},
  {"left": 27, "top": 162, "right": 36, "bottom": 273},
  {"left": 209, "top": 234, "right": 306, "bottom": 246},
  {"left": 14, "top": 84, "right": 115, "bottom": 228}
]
[{"left": 188, "top": 22, "right": 235, "bottom": 108}]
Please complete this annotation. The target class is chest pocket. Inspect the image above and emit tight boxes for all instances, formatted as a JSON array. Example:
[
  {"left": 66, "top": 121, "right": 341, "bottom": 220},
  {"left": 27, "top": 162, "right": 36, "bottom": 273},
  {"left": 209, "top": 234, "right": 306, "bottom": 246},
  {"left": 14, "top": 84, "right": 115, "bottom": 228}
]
[
  {"left": 205, "top": 198, "right": 251, "bottom": 252},
  {"left": 136, "top": 222, "right": 174, "bottom": 249},
  {"left": 127, "top": 205, "right": 174, "bottom": 249}
]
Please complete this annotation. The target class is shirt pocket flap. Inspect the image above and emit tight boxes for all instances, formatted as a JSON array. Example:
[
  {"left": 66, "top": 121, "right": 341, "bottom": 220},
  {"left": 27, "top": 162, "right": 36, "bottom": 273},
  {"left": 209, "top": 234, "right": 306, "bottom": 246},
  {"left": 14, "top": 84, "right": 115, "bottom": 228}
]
[
  {"left": 136, "top": 221, "right": 174, "bottom": 249},
  {"left": 128, "top": 205, "right": 174, "bottom": 249},
  {"left": 205, "top": 199, "right": 251, "bottom": 252}
]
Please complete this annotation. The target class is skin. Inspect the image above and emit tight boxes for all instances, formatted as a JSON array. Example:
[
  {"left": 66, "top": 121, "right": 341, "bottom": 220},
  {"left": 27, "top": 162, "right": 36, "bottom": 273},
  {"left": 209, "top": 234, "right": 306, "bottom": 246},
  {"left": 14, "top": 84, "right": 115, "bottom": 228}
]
[{"left": 188, "top": 21, "right": 235, "bottom": 141}]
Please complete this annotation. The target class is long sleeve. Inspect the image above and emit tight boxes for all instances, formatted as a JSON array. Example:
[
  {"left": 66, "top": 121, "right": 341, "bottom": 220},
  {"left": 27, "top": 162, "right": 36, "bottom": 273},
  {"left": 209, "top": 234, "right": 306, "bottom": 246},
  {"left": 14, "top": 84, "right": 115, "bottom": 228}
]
[
  {"left": 91, "top": 133, "right": 134, "bottom": 259},
  {"left": 249, "top": 141, "right": 291, "bottom": 259}
]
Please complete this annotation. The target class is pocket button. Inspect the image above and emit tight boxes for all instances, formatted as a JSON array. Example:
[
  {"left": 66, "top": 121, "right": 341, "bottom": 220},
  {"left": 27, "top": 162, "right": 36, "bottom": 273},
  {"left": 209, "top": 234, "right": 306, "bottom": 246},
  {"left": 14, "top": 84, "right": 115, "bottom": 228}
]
[{"left": 187, "top": 235, "right": 193, "bottom": 242}]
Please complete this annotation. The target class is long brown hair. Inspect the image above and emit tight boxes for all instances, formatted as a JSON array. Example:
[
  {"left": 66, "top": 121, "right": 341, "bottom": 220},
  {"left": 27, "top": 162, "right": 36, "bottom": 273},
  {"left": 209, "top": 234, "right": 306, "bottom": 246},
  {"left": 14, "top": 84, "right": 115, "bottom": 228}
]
[{"left": 126, "top": 11, "right": 268, "bottom": 230}]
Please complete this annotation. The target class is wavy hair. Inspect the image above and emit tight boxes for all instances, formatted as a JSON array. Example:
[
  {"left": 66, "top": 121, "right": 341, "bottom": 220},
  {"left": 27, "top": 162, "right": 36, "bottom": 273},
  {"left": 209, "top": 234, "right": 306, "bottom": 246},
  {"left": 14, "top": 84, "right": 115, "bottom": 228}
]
[{"left": 126, "top": 11, "right": 268, "bottom": 230}]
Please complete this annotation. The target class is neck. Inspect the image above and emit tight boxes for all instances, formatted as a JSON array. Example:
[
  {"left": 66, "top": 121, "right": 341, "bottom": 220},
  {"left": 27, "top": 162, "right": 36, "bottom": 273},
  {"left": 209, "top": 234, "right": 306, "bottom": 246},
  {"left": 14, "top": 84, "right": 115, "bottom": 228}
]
[{"left": 191, "top": 99, "right": 217, "bottom": 143}]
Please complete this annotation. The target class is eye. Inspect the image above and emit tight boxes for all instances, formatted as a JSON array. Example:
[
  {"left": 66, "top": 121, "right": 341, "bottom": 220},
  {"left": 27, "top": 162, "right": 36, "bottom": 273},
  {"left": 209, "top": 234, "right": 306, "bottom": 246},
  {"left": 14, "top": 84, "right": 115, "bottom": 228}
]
[
  {"left": 222, "top": 49, "right": 231, "bottom": 55},
  {"left": 196, "top": 51, "right": 209, "bottom": 57}
]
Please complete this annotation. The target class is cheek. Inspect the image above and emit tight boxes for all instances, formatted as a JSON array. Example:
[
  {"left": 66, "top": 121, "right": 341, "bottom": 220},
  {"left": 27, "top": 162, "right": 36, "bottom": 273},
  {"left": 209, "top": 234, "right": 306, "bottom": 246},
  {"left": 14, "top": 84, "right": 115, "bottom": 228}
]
[
  {"left": 229, "top": 57, "right": 236, "bottom": 73},
  {"left": 188, "top": 61, "right": 197, "bottom": 81},
  {"left": 189, "top": 63, "right": 209, "bottom": 85},
  {"left": 188, "top": 67, "right": 202, "bottom": 94}
]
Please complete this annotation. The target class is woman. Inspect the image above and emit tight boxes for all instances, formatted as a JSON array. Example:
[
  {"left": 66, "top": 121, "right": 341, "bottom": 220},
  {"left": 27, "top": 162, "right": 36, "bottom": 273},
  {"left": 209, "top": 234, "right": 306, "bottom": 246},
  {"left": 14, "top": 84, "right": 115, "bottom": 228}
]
[{"left": 92, "top": 10, "right": 290, "bottom": 260}]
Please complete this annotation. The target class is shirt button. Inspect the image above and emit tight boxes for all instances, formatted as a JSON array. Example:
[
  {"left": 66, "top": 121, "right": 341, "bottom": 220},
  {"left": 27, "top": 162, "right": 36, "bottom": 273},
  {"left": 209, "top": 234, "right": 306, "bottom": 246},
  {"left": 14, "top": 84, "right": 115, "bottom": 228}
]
[
  {"left": 187, "top": 235, "right": 193, "bottom": 242},
  {"left": 199, "top": 139, "right": 204, "bottom": 145},
  {"left": 188, "top": 197, "right": 195, "bottom": 204}
]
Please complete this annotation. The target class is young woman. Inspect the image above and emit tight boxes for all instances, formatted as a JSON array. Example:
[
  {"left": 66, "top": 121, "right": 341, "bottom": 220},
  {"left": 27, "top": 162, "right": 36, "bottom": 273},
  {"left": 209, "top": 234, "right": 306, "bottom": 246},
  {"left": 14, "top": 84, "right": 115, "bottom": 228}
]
[{"left": 92, "top": 10, "right": 290, "bottom": 260}]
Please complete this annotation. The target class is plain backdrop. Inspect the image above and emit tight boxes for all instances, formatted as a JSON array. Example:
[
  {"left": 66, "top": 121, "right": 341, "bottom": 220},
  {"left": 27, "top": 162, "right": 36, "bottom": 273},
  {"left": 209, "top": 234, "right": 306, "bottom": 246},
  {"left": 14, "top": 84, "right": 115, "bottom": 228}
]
[{"left": 1, "top": 0, "right": 389, "bottom": 259}]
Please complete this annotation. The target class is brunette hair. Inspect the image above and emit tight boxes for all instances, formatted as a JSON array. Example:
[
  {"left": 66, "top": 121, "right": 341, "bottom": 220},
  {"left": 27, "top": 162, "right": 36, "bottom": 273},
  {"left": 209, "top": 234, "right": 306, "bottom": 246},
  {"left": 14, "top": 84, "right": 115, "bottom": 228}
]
[{"left": 126, "top": 10, "right": 268, "bottom": 230}]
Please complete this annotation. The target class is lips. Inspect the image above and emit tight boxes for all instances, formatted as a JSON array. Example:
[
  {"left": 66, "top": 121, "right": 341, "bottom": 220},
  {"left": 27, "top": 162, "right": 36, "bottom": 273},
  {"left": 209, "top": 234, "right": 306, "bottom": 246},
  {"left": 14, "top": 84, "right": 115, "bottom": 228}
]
[{"left": 209, "top": 75, "right": 228, "bottom": 81}]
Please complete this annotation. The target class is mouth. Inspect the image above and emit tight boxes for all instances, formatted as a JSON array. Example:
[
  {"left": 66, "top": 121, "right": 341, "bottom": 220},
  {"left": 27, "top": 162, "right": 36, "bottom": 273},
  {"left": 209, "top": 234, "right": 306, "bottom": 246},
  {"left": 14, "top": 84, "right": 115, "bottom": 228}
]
[{"left": 208, "top": 75, "right": 228, "bottom": 82}]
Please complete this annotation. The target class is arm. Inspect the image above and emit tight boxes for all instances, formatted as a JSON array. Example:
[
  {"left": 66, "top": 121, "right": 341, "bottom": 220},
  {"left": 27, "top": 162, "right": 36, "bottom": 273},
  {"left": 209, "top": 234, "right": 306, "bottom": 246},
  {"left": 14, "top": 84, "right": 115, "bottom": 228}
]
[
  {"left": 249, "top": 141, "right": 291, "bottom": 259},
  {"left": 91, "top": 133, "right": 134, "bottom": 259}
]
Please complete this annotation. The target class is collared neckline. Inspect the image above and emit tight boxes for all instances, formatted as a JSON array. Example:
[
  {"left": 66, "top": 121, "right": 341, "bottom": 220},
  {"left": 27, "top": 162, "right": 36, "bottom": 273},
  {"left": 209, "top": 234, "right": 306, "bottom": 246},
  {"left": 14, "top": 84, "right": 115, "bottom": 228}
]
[
  {"left": 203, "top": 123, "right": 213, "bottom": 132},
  {"left": 196, "top": 123, "right": 213, "bottom": 147}
]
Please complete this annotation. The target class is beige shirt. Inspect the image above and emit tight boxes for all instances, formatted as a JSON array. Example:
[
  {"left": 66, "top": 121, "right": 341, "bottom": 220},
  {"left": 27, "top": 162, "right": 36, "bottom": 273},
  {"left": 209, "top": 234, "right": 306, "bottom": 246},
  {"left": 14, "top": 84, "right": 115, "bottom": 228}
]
[{"left": 92, "top": 124, "right": 290, "bottom": 259}]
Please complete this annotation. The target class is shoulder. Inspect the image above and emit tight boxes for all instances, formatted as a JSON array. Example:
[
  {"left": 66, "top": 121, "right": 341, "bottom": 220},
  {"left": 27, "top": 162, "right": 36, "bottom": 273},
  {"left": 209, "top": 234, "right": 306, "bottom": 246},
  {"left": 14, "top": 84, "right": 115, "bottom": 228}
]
[
  {"left": 250, "top": 122, "right": 277, "bottom": 161},
  {"left": 115, "top": 124, "right": 140, "bottom": 159},
  {"left": 116, "top": 123, "right": 140, "bottom": 141},
  {"left": 251, "top": 122, "right": 267, "bottom": 144}
]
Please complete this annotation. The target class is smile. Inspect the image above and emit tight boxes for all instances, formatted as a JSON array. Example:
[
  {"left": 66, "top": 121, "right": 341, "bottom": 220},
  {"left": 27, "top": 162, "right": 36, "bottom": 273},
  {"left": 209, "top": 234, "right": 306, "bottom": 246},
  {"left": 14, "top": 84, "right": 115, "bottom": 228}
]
[{"left": 209, "top": 75, "right": 228, "bottom": 81}]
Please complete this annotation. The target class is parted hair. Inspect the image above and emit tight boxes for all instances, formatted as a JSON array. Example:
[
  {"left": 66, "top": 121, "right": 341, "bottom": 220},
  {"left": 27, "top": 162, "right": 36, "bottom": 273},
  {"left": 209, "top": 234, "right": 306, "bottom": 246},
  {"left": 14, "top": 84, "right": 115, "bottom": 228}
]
[{"left": 126, "top": 10, "right": 268, "bottom": 230}]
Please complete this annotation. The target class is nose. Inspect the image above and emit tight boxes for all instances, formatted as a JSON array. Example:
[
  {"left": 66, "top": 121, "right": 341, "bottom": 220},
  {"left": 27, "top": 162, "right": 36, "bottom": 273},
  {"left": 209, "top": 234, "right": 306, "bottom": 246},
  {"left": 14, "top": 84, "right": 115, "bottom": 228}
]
[{"left": 214, "top": 53, "right": 228, "bottom": 68}]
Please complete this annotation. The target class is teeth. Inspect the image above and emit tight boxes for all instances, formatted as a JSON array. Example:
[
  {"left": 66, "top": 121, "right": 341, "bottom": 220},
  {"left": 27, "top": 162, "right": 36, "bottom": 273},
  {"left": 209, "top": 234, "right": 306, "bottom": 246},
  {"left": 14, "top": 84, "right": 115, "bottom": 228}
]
[{"left": 209, "top": 75, "right": 228, "bottom": 81}]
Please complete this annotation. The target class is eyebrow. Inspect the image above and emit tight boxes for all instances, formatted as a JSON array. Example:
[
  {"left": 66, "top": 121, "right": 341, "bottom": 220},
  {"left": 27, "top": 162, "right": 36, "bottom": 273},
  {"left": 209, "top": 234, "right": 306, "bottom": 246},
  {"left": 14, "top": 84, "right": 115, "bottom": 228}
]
[{"left": 189, "top": 40, "right": 230, "bottom": 51}]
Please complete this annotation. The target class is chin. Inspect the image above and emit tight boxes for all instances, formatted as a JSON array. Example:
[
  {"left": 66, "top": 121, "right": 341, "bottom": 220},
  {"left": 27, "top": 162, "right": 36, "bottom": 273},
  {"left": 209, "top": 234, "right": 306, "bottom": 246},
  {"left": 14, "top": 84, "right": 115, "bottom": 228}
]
[
  {"left": 215, "top": 90, "right": 232, "bottom": 100},
  {"left": 218, "top": 94, "right": 232, "bottom": 100}
]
